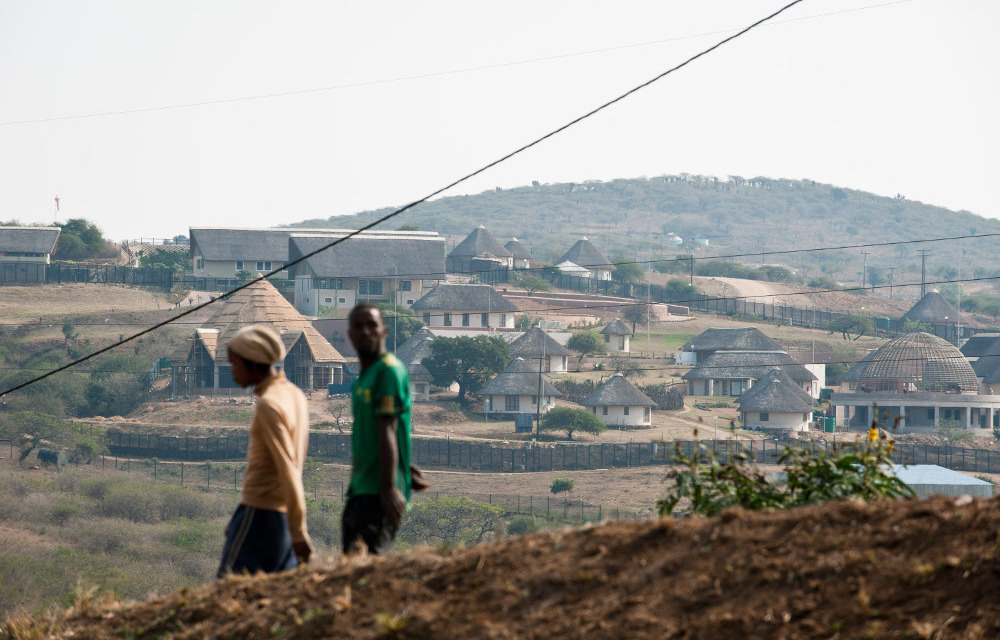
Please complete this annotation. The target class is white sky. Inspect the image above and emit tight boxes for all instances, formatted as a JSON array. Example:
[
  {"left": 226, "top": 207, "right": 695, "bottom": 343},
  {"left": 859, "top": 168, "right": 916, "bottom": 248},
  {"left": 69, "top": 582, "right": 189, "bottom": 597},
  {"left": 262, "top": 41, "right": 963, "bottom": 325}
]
[{"left": 0, "top": 0, "right": 997, "bottom": 240}]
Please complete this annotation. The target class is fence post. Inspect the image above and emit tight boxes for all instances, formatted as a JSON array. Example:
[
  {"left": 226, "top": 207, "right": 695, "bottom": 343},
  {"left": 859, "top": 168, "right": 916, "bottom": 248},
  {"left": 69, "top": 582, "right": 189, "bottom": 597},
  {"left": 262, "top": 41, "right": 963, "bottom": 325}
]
[{"left": 181, "top": 462, "right": 184, "bottom": 484}]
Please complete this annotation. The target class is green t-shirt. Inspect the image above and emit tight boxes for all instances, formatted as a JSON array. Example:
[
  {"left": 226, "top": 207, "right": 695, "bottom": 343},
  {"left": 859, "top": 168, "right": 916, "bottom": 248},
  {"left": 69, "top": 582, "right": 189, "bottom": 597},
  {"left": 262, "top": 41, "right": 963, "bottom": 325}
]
[{"left": 348, "top": 353, "right": 412, "bottom": 501}]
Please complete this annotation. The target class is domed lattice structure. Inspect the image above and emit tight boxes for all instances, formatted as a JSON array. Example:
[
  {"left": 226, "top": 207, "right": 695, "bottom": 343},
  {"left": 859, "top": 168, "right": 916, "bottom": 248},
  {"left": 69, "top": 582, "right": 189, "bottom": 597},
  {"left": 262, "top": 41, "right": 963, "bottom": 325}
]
[{"left": 853, "top": 332, "right": 978, "bottom": 393}]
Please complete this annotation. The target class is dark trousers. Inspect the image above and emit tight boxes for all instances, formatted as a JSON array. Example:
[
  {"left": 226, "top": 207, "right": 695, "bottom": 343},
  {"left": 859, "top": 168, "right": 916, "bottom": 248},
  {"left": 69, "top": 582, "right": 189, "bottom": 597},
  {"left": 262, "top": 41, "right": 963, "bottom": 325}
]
[
  {"left": 218, "top": 504, "right": 297, "bottom": 578},
  {"left": 342, "top": 495, "right": 399, "bottom": 555}
]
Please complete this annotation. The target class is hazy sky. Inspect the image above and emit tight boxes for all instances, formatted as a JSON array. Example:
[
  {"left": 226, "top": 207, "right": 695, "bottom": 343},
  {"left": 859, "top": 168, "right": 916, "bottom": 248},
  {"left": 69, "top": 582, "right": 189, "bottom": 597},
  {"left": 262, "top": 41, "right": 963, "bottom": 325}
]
[{"left": 1, "top": 0, "right": 997, "bottom": 240}]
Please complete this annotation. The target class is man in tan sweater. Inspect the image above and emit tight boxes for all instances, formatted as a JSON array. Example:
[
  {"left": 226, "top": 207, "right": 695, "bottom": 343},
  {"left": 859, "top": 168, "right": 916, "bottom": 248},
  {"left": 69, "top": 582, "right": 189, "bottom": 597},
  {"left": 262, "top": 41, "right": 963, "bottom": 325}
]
[{"left": 217, "top": 325, "right": 312, "bottom": 577}]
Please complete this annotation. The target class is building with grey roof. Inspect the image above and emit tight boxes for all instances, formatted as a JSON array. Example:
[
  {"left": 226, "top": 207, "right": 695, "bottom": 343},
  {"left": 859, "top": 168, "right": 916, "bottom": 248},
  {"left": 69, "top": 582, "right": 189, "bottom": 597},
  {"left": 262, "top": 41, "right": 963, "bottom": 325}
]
[
  {"left": 736, "top": 369, "right": 815, "bottom": 433},
  {"left": 407, "top": 361, "right": 434, "bottom": 402},
  {"left": 395, "top": 327, "right": 436, "bottom": 365},
  {"left": 447, "top": 226, "right": 513, "bottom": 273},
  {"left": 600, "top": 318, "right": 630, "bottom": 353},
  {"left": 0, "top": 226, "right": 61, "bottom": 283},
  {"left": 504, "top": 237, "right": 533, "bottom": 269},
  {"left": 832, "top": 332, "right": 1000, "bottom": 432},
  {"left": 677, "top": 327, "right": 786, "bottom": 365},
  {"left": 581, "top": 373, "right": 656, "bottom": 427},
  {"left": 557, "top": 238, "right": 615, "bottom": 280},
  {"left": 287, "top": 233, "right": 446, "bottom": 315},
  {"left": 411, "top": 283, "right": 518, "bottom": 329},
  {"left": 509, "top": 326, "right": 573, "bottom": 373},
  {"left": 480, "top": 357, "right": 561, "bottom": 416},
  {"left": 189, "top": 226, "right": 441, "bottom": 284},
  {"left": 683, "top": 351, "right": 817, "bottom": 398}
]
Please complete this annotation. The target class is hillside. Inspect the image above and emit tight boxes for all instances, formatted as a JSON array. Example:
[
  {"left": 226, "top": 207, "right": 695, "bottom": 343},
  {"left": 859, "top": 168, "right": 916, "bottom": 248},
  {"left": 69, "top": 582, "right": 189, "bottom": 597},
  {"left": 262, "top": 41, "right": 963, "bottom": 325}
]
[
  {"left": 290, "top": 175, "right": 1000, "bottom": 293},
  {"left": 10, "top": 495, "right": 1000, "bottom": 639}
]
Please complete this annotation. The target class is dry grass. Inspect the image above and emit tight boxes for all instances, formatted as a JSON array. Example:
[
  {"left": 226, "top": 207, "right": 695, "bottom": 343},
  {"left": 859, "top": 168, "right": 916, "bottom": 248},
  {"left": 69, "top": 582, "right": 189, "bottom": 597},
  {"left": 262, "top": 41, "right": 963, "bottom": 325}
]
[{"left": 0, "top": 284, "right": 171, "bottom": 322}]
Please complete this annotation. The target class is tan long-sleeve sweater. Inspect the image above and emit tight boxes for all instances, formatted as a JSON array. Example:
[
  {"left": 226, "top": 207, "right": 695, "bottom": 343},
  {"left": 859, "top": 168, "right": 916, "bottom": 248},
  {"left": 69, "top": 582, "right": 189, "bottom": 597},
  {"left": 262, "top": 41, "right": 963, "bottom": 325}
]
[{"left": 240, "top": 371, "right": 311, "bottom": 543}]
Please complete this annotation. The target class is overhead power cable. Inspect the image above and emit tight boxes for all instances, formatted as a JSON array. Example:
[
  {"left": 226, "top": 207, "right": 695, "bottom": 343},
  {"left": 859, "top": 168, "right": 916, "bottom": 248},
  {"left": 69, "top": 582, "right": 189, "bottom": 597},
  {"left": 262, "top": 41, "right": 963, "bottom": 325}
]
[{"left": 0, "top": 0, "right": 810, "bottom": 398}]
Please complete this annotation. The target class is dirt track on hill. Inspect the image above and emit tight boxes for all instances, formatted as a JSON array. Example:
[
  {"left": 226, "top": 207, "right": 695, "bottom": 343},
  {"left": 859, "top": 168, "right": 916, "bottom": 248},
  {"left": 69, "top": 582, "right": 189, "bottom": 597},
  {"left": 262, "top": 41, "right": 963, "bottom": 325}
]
[
  {"left": 11, "top": 495, "right": 1000, "bottom": 640},
  {"left": 690, "top": 276, "right": 911, "bottom": 317}
]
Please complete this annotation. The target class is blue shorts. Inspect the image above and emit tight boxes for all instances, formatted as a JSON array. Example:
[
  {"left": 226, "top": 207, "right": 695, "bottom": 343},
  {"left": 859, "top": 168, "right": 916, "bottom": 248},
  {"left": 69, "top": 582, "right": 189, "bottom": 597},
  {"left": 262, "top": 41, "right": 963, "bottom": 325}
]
[{"left": 218, "top": 504, "right": 297, "bottom": 578}]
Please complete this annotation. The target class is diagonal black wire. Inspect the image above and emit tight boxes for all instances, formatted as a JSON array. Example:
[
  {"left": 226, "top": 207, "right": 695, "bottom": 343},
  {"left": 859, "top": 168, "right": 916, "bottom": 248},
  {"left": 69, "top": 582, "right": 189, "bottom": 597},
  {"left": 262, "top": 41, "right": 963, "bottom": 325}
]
[{"left": 0, "top": 0, "right": 808, "bottom": 399}]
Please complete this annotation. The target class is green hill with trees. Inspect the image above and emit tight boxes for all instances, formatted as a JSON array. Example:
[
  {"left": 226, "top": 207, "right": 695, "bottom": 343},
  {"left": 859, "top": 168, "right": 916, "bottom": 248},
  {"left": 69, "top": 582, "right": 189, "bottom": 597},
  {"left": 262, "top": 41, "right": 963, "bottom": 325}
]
[{"left": 289, "top": 175, "right": 1000, "bottom": 293}]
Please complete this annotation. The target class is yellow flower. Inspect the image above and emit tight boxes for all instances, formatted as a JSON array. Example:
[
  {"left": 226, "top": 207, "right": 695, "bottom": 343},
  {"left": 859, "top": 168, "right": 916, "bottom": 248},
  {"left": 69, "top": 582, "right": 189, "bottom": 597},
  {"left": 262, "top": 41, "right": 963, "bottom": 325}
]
[
  {"left": 887, "top": 441, "right": 895, "bottom": 453},
  {"left": 867, "top": 427, "right": 878, "bottom": 441}
]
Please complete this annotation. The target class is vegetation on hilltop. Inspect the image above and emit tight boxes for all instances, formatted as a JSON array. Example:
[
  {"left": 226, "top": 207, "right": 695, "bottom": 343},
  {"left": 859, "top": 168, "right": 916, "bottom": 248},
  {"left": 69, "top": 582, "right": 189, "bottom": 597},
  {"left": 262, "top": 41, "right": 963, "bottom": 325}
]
[{"left": 288, "top": 175, "right": 1000, "bottom": 290}]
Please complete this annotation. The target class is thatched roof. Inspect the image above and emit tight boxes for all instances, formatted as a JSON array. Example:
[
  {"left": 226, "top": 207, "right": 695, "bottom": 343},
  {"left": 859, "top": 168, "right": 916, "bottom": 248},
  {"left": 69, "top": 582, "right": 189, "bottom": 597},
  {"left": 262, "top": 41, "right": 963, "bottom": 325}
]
[
  {"left": 510, "top": 326, "right": 573, "bottom": 358},
  {"left": 971, "top": 338, "right": 1000, "bottom": 382},
  {"left": 479, "top": 358, "right": 562, "bottom": 396},
  {"left": 395, "top": 327, "right": 436, "bottom": 364},
  {"left": 600, "top": 318, "right": 630, "bottom": 335},
  {"left": 681, "top": 328, "right": 785, "bottom": 353},
  {"left": 407, "top": 361, "right": 434, "bottom": 382},
  {"left": 736, "top": 369, "right": 814, "bottom": 413},
  {"left": 682, "top": 351, "right": 816, "bottom": 382},
  {"left": 581, "top": 373, "right": 655, "bottom": 407},
  {"left": 195, "top": 279, "right": 344, "bottom": 363},
  {"left": 961, "top": 334, "right": 1000, "bottom": 359},
  {"left": 504, "top": 237, "right": 533, "bottom": 260},
  {"left": 449, "top": 227, "right": 512, "bottom": 259},
  {"left": 0, "top": 226, "right": 60, "bottom": 254},
  {"left": 411, "top": 283, "right": 518, "bottom": 312},
  {"left": 288, "top": 233, "right": 445, "bottom": 279},
  {"left": 852, "top": 332, "right": 977, "bottom": 392},
  {"left": 190, "top": 227, "right": 440, "bottom": 263},
  {"left": 558, "top": 238, "right": 614, "bottom": 271},
  {"left": 902, "top": 290, "right": 961, "bottom": 325},
  {"left": 838, "top": 350, "right": 877, "bottom": 384}
]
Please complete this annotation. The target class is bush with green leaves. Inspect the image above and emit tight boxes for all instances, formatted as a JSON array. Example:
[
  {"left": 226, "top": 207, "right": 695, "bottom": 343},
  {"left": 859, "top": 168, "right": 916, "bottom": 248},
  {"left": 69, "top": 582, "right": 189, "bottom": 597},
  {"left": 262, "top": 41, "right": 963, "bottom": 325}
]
[
  {"left": 540, "top": 407, "right": 606, "bottom": 440},
  {"left": 566, "top": 330, "right": 606, "bottom": 362},
  {"left": 936, "top": 419, "right": 974, "bottom": 442},
  {"left": 657, "top": 429, "right": 913, "bottom": 517},
  {"left": 506, "top": 515, "right": 541, "bottom": 536},
  {"left": 550, "top": 478, "right": 574, "bottom": 495},
  {"left": 397, "top": 496, "right": 506, "bottom": 547}
]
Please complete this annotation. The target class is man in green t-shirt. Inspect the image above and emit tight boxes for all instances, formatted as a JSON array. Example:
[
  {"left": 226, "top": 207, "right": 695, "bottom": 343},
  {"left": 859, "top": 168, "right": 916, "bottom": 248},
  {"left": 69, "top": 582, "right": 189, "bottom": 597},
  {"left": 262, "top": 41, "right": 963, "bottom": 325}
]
[{"left": 343, "top": 303, "right": 428, "bottom": 554}]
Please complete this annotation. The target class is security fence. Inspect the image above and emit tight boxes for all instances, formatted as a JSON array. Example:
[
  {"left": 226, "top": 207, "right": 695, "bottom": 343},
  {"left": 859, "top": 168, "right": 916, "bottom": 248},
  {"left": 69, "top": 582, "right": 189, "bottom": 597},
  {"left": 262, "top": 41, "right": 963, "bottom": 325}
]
[{"left": 102, "top": 430, "right": 1000, "bottom": 476}]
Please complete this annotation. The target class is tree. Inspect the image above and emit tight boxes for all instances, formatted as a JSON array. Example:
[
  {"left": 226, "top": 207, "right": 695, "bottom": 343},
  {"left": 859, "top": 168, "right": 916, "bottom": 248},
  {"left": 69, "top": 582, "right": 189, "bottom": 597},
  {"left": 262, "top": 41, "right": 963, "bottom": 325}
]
[
  {"left": 138, "top": 247, "right": 188, "bottom": 272},
  {"left": 828, "top": 315, "right": 874, "bottom": 341},
  {"left": 397, "top": 497, "right": 505, "bottom": 546},
  {"left": 509, "top": 271, "right": 553, "bottom": 295},
  {"left": 607, "top": 353, "right": 641, "bottom": 378},
  {"left": 375, "top": 303, "right": 425, "bottom": 351},
  {"left": 540, "top": 407, "right": 606, "bottom": 440},
  {"left": 620, "top": 302, "right": 650, "bottom": 336},
  {"left": 566, "top": 330, "right": 606, "bottom": 363},
  {"left": 515, "top": 314, "right": 538, "bottom": 331},
  {"left": 611, "top": 257, "right": 645, "bottom": 284},
  {"left": 665, "top": 278, "right": 696, "bottom": 296},
  {"left": 550, "top": 478, "right": 575, "bottom": 495},
  {"left": 53, "top": 219, "right": 112, "bottom": 260},
  {"left": 235, "top": 269, "right": 257, "bottom": 286},
  {"left": 0, "top": 411, "right": 105, "bottom": 464},
  {"left": 423, "top": 335, "right": 511, "bottom": 405},
  {"left": 866, "top": 266, "right": 887, "bottom": 291}
]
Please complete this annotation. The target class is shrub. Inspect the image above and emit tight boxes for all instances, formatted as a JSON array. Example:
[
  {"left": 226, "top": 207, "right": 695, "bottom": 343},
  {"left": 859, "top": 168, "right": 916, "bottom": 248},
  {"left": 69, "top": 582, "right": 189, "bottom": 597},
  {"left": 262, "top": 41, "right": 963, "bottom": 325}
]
[
  {"left": 550, "top": 478, "right": 574, "bottom": 495},
  {"left": 50, "top": 504, "right": 81, "bottom": 526},
  {"left": 78, "top": 476, "right": 116, "bottom": 501},
  {"left": 102, "top": 482, "right": 159, "bottom": 523},
  {"left": 506, "top": 515, "right": 540, "bottom": 536},
  {"left": 156, "top": 484, "right": 215, "bottom": 520},
  {"left": 657, "top": 428, "right": 913, "bottom": 517}
]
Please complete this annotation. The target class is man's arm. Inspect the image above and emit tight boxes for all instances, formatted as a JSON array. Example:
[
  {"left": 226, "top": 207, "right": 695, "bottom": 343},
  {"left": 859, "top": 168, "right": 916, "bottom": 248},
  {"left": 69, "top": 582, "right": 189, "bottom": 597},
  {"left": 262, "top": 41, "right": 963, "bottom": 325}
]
[
  {"left": 377, "top": 415, "right": 406, "bottom": 527},
  {"left": 257, "top": 402, "right": 312, "bottom": 561}
]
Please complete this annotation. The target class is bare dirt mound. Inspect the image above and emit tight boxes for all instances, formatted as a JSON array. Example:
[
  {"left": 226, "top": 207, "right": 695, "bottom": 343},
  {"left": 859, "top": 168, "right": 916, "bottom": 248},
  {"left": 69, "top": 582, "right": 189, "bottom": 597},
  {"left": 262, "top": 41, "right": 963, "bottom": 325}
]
[{"left": 9, "top": 495, "right": 1000, "bottom": 639}]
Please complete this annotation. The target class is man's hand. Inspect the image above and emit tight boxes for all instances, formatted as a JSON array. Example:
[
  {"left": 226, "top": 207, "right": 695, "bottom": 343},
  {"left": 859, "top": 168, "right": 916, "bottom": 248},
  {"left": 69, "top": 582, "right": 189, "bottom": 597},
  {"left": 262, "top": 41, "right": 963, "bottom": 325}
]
[
  {"left": 381, "top": 486, "right": 407, "bottom": 527},
  {"left": 410, "top": 463, "right": 430, "bottom": 492},
  {"left": 293, "top": 540, "right": 313, "bottom": 564}
]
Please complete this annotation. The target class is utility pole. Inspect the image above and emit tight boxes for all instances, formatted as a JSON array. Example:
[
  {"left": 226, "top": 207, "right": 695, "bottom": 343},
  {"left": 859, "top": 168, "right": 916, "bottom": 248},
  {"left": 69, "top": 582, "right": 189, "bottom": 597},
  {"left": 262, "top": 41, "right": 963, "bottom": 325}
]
[
  {"left": 918, "top": 249, "right": 931, "bottom": 297},
  {"left": 535, "top": 350, "right": 545, "bottom": 439},
  {"left": 887, "top": 266, "right": 897, "bottom": 300},
  {"left": 860, "top": 251, "right": 870, "bottom": 289},
  {"left": 689, "top": 254, "right": 694, "bottom": 286}
]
